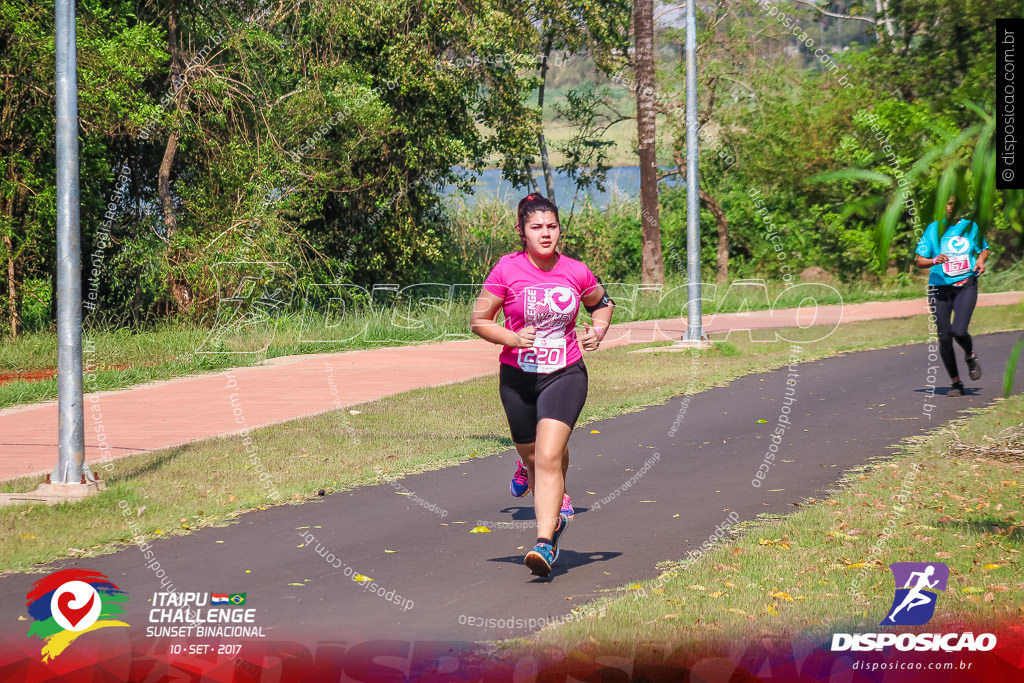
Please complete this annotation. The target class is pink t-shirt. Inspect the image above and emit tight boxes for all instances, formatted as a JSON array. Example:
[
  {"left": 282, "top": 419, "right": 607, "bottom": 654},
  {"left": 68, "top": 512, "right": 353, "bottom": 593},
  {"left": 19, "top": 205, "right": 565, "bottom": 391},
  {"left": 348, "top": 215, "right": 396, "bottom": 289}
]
[{"left": 483, "top": 251, "right": 600, "bottom": 373}]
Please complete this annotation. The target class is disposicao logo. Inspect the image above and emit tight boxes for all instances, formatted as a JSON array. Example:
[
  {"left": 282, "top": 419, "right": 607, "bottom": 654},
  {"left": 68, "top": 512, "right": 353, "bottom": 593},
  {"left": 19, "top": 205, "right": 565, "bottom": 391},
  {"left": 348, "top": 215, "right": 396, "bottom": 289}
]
[
  {"left": 882, "top": 562, "right": 947, "bottom": 626},
  {"left": 831, "top": 562, "right": 996, "bottom": 653},
  {"left": 25, "top": 569, "right": 129, "bottom": 662}
]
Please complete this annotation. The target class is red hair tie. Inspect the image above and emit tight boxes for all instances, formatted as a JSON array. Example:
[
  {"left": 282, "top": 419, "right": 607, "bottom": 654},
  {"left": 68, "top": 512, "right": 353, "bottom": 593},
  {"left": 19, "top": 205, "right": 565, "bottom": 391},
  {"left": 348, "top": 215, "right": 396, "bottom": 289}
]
[{"left": 526, "top": 194, "right": 535, "bottom": 200}]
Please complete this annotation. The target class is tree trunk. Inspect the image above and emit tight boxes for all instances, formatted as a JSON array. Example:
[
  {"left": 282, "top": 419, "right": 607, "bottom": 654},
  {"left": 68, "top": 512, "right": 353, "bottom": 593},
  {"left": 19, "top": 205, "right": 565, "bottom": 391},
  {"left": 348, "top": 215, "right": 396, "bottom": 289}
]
[
  {"left": 4, "top": 235, "right": 18, "bottom": 338},
  {"left": 158, "top": 131, "right": 179, "bottom": 236},
  {"left": 707, "top": 189, "right": 729, "bottom": 283},
  {"left": 159, "top": 1, "right": 183, "bottom": 238},
  {"left": 526, "top": 160, "right": 541, "bottom": 195},
  {"left": 672, "top": 151, "right": 729, "bottom": 283},
  {"left": 875, "top": 0, "right": 896, "bottom": 41},
  {"left": 633, "top": 0, "right": 664, "bottom": 288},
  {"left": 0, "top": 164, "right": 19, "bottom": 338},
  {"left": 537, "top": 33, "right": 556, "bottom": 203},
  {"left": 162, "top": 1, "right": 193, "bottom": 315}
]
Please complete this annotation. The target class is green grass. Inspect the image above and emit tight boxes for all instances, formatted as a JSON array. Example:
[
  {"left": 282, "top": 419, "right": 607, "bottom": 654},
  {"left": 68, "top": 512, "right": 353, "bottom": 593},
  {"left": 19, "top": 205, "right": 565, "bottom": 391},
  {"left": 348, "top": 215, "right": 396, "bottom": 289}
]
[
  {"left": 2, "top": 304, "right": 1023, "bottom": 574},
  {"left": 4, "top": 270, "right": 1021, "bottom": 410},
  {"left": 498, "top": 395, "right": 1024, "bottom": 661}
]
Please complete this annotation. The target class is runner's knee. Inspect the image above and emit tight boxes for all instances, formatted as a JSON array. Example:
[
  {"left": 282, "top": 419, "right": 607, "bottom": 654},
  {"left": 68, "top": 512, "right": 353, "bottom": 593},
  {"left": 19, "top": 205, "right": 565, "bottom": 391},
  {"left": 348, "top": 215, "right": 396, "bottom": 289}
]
[{"left": 533, "top": 449, "right": 563, "bottom": 469}]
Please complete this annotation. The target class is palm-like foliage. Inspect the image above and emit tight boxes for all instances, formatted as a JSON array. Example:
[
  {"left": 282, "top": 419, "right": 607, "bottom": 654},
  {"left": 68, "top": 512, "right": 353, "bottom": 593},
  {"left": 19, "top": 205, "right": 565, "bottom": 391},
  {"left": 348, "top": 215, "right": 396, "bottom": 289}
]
[{"left": 812, "top": 103, "right": 1024, "bottom": 394}]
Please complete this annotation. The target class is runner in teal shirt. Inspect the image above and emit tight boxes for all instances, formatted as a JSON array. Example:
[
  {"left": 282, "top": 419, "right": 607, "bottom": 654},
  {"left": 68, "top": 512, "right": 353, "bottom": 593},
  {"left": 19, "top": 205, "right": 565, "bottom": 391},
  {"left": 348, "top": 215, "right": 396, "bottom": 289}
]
[
  {"left": 914, "top": 196, "right": 991, "bottom": 397},
  {"left": 915, "top": 215, "right": 990, "bottom": 287}
]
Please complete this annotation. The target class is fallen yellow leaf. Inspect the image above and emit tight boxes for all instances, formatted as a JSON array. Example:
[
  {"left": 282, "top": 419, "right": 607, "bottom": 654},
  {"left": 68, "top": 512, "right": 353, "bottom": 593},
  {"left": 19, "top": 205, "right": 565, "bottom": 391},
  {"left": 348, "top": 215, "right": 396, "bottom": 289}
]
[
  {"left": 590, "top": 430, "right": 600, "bottom": 434},
  {"left": 469, "top": 526, "right": 492, "bottom": 533},
  {"left": 772, "top": 591, "right": 795, "bottom": 602},
  {"left": 353, "top": 574, "right": 373, "bottom": 583},
  {"left": 983, "top": 563, "right": 1000, "bottom": 570}
]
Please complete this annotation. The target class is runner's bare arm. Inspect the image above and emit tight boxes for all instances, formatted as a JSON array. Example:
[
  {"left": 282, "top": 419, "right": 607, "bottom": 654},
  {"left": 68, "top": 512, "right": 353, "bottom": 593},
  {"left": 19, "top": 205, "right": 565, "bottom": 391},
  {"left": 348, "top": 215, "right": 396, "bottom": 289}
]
[
  {"left": 916, "top": 254, "right": 948, "bottom": 268},
  {"left": 470, "top": 288, "right": 534, "bottom": 348},
  {"left": 975, "top": 249, "right": 990, "bottom": 274},
  {"left": 580, "top": 286, "right": 613, "bottom": 350}
]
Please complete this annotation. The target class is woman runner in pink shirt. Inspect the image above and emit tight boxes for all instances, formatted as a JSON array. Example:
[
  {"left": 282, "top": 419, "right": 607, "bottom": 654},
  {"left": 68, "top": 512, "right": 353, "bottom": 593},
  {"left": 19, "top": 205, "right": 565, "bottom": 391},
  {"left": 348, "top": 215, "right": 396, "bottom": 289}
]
[{"left": 470, "top": 194, "right": 614, "bottom": 577}]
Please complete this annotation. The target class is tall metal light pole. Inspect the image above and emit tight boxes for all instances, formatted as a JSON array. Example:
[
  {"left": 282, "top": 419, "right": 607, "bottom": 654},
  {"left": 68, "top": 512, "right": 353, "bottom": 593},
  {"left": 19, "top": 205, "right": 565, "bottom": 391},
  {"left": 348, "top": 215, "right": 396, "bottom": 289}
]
[
  {"left": 52, "top": 0, "right": 87, "bottom": 486},
  {"left": 683, "top": 0, "right": 704, "bottom": 341}
]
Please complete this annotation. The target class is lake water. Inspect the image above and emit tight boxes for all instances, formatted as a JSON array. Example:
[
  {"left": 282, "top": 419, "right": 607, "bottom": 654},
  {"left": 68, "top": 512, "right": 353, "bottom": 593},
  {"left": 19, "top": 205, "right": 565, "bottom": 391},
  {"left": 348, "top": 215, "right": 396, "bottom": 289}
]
[{"left": 442, "top": 166, "right": 683, "bottom": 209}]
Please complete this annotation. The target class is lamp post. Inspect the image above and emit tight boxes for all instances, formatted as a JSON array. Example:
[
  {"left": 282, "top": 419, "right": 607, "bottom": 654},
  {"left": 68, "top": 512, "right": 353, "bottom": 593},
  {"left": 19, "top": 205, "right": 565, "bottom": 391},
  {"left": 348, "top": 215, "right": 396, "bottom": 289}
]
[
  {"left": 50, "top": 0, "right": 95, "bottom": 495},
  {"left": 683, "top": 0, "right": 704, "bottom": 342}
]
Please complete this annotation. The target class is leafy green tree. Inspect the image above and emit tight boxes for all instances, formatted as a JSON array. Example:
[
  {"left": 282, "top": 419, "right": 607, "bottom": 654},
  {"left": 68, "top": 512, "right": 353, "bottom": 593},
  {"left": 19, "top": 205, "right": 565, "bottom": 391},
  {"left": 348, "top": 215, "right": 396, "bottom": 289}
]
[{"left": 0, "top": 0, "right": 164, "bottom": 336}]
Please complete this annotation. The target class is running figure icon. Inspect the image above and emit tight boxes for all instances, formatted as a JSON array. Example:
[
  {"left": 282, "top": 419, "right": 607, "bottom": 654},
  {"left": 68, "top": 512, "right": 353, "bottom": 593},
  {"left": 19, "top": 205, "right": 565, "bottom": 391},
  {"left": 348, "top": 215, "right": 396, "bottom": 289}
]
[{"left": 886, "top": 565, "right": 939, "bottom": 623}]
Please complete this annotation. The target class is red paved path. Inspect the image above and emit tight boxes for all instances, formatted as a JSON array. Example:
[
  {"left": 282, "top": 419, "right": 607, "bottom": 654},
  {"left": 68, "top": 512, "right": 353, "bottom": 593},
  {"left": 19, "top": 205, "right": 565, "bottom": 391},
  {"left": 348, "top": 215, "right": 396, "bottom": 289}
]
[{"left": 2, "top": 292, "right": 1021, "bottom": 481}]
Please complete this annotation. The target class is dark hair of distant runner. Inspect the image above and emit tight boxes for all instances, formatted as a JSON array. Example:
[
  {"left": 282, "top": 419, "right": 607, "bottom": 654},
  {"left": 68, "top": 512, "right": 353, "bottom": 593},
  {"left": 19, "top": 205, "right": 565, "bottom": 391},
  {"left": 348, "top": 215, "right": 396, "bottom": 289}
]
[{"left": 516, "top": 193, "right": 560, "bottom": 253}]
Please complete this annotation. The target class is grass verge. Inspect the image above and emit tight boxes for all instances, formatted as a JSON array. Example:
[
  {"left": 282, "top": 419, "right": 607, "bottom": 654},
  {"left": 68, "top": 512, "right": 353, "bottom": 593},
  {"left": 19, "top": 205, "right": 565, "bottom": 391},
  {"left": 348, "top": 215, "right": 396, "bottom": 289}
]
[
  {"left": 1, "top": 305, "right": 1023, "bottom": 575},
  {"left": 496, "top": 390, "right": 1024, "bottom": 661}
]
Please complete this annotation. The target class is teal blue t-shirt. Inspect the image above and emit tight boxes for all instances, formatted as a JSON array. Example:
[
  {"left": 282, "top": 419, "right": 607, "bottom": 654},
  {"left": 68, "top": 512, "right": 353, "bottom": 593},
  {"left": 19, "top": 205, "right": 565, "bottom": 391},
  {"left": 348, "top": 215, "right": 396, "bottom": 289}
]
[{"left": 915, "top": 219, "right": 990, "bottom": 286}]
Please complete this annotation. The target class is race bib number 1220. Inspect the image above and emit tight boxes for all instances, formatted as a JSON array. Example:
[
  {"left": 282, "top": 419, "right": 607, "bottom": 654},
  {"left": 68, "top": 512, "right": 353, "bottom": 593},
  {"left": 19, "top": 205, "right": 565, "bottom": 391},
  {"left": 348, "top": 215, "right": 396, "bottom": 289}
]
[{"left": 517, "top": 337, "right": 567, "bottom": 374}]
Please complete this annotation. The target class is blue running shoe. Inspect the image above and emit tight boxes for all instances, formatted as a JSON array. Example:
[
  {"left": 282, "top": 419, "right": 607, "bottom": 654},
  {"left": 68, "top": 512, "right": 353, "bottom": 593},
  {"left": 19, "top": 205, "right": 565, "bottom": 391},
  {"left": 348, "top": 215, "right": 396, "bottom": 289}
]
[
  {"left": 524, "top": 514, "right": 568, "bottom": 577},
  {"left": 510, "top": 461, "right": 530, "bottom": 497},
  {"left": 524, "top": 542, "right": 555, "bottom": 576},
  {"left": 551, "top": 513, "right": 568, "bottom": 560},
  {"left": 561, "top": 493, "right": 574, "bottom": 519}
]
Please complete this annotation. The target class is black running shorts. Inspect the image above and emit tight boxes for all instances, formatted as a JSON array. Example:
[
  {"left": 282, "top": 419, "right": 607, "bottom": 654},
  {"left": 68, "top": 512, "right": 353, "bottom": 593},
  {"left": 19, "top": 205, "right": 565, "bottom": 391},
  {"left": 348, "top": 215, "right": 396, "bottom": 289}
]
[{"left": 498, "top": 360, "right": 589, "bottom": 444}]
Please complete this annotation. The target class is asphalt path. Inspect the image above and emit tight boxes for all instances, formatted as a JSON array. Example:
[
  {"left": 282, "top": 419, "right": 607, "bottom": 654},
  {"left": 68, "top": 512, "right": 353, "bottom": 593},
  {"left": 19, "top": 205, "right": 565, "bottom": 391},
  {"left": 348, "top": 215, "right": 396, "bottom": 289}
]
[{"left": 2, "top": 332, "right": 1022, "bottom": 651}]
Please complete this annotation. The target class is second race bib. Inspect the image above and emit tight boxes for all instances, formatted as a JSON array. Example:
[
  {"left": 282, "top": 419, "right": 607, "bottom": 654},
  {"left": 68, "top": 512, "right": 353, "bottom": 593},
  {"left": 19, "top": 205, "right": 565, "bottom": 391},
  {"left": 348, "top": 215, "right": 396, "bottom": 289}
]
[
  {"left": 942, "top": 257, "right": 970, "bottom": 276},
  {"left": 941, "top": 234, "right": 972, "bottom": 277},
  {"left": 517, "top": 337, "right": 568, "bottom": 374}
]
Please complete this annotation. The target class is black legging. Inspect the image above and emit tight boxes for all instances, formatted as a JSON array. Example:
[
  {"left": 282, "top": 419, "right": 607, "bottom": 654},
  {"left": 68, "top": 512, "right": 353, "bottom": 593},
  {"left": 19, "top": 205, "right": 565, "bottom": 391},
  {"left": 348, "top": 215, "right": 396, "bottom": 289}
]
[{"left": 928, "top": 279, "right": 978, "bottom": 381}]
